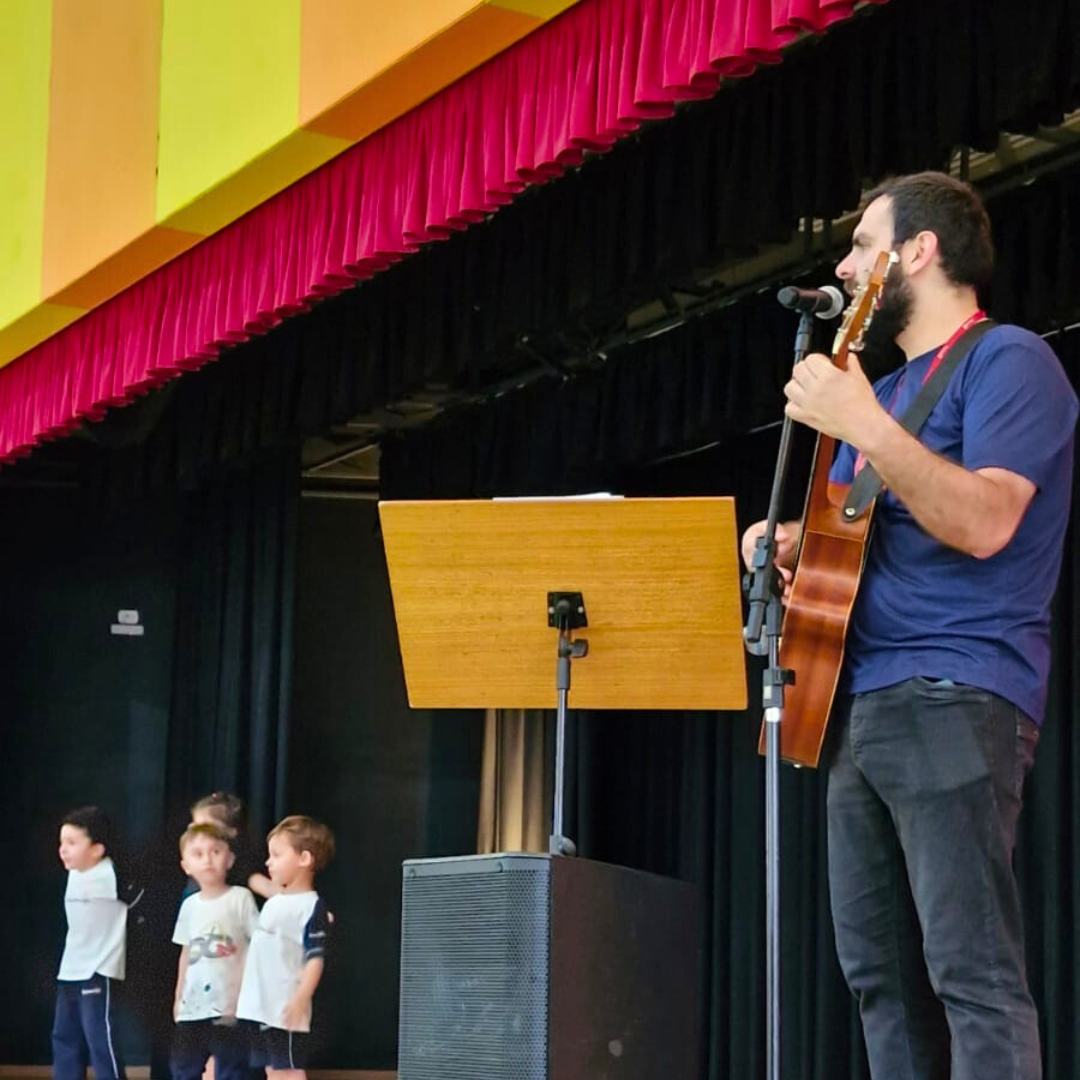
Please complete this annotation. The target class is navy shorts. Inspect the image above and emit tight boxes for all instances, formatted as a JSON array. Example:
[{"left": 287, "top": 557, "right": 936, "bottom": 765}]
[
  {"left": 250, "top": 1025, "right": 311, "bottom": 1071},
  {"left": 170, "top": 1019, "right": 249, "bottom": 1080}
]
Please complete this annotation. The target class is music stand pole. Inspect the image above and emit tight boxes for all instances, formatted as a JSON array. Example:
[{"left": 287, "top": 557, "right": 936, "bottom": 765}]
[
  {"left": 743, "top": 309, "right": 814, "bottom": 1080},
  {"left": 548, "top": 591, "right": 587, "bottom": 856}
]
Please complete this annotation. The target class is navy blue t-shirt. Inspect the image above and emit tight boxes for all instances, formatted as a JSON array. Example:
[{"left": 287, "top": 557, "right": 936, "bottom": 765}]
[{"left": 830, "top": 324, "right": 1077, "bottom": 723}]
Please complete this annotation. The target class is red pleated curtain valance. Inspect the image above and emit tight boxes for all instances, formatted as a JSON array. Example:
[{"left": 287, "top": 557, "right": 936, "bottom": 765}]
[{"left": 0, "top": 0, "right": 884, "bottom": 464}]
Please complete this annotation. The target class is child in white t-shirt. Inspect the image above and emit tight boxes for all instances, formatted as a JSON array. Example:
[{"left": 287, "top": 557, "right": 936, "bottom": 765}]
[
  {"left": 171, "top": 823, "right": 259, "bottom": 1080},
  {"left": 237, "top": 816, "right": 335, "bottom": 1080},
  {"left": 54, "top": 806, "right": 143, "bottom": 1080}
]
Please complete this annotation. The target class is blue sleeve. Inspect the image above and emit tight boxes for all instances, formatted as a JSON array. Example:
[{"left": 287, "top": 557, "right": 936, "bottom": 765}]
[
  {"left": 960, "top": 332, "right": 1078, "bottom": 488},
  {"left": 829, "top": 440, "right": 856, "bottom": 484},
  {"left": 303, "top": 897, "right": 331, "bottom": 961}
]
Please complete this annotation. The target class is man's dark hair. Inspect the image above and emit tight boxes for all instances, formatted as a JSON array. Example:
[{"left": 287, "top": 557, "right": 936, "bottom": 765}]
[
  {"left": 866, "top": 171, "right": 994, "bottom": 289},
  {"left": 61, "top": 806, "right": 112, "bottom": 849}
]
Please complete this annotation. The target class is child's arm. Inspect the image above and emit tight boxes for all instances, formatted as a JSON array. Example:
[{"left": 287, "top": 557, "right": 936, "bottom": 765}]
[
  {"left": 173, "top": 945, "right": 190, "bottom": 1022},
  {"left": 247, "top": 872, "right": 279, "bottom": 900},
  {"left": 280, "top": 957, "right": 324, "bottom": 1030},
  {"left": 114, "top": 859, "right": 147, "bottom": 931},
  {"left": 280, "top": 896, "right": 331, "bottom": 1030},
  {"left": 171, "top": 895, "right": 193, "bottom": 1022}
]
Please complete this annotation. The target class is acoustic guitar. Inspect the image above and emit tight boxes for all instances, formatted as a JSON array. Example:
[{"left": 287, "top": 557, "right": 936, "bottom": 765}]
[{"left": 763, "top": 250, "right": 897, "bottom": 768}]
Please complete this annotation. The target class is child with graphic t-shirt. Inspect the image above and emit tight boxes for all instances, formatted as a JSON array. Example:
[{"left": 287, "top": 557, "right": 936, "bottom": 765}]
[
  {"left": 237, "top": 817, "right": 335, "bottom": 1080},
  {"left": 171, "top": 823, "right": 259, "bottom": 1080},
  {"left": 54, "top": 806, "right": 144, "bottom": 1080}
]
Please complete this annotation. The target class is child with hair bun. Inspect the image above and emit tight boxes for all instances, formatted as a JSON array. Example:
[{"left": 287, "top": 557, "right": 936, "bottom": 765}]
[{"left": 188, "top": 793, "right": 277, "bottom": 900}]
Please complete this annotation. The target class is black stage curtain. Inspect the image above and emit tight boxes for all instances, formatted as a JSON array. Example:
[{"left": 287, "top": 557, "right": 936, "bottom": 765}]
[
  {"left": 68, "top": 0, "right": 1080, "bottom": 494},
  {"left": 378, "top": 157, "right": 1080, "bottom": 501},
  {"left": 287, "top": 496, "right": 485, "bottom": 1067},
  {"left": 147, "top": 447, "right": 299, "bottom": 1076},
  {"left": 165, "top": 445, "right": 299, "bottom": 839}
]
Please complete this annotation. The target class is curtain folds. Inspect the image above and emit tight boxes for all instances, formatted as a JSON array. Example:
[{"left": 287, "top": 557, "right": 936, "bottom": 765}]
[
  {"left": 476, "top": 709, "right": 553, "bottom": 854},
  {"left": 372, "top": 148, "right": 1080, "bottom": 498},
  {"left": 0, "top": 0, "right": 883, "bottom": 466},
  {"left": 165, "top": 445, "right": 299, "bottom": 839}
]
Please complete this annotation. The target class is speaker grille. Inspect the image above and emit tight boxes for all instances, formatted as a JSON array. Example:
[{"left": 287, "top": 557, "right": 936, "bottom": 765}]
[{"left": 399, "top": 862, "right": 550, "bottom": 1080}]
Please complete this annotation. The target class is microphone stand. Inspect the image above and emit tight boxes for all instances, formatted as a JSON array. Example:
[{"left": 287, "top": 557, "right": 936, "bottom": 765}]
[{"left": 743, "top": 307, "right": 815, "bottom": 1080}]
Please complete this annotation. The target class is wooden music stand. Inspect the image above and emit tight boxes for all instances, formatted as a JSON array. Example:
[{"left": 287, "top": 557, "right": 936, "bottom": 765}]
[{"left": 379, "top": 496, "right": 747, "bottom": 853}]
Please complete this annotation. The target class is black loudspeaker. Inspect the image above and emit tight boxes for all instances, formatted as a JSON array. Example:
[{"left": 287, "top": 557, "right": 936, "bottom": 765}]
[{"left": 398, "top": 853, "right": 701, "bottom": 1080}]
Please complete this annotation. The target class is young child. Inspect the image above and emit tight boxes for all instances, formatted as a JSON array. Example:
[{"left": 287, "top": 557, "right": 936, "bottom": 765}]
[
  {"left": 189, "top": 793, "right": 277, "bottom": 900},
  {"left": 54, "top": 806, "right": 143, "bottom": 1080},
  {"left": 189, "top": 793, "right": 243, "bottom": 834},
  {"left": 171, "top": 823, "right": 259, "bottom": 1080},
  {"left": 237, "top": 816, "right": 335, "bottom": 1080}
]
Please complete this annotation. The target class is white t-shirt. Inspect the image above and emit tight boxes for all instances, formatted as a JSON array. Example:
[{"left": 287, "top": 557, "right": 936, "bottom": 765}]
[
  {"left": 58, "top": 857, "right": 130, "bottom": 981},
  {"left": 236, "top": 891, "right": 329, "bottom": 1033},
  {"left": 173, "top": 886, "right": 259, "bottom": 1021}
]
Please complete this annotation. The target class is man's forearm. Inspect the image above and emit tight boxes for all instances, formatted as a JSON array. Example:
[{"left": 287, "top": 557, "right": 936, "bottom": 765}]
[{"left": 858, "top": 412, "right": 1025, "bottom": 558}]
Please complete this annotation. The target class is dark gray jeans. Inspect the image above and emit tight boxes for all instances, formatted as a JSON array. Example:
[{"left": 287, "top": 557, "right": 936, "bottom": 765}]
[{"left": 826, "top": 677, "right": 1041, "bottom": 1080}]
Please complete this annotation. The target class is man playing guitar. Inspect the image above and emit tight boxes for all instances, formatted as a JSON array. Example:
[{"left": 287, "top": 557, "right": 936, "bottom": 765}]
[{"left": 742, "top": 172, "right": 1076, "bottom": 1080}]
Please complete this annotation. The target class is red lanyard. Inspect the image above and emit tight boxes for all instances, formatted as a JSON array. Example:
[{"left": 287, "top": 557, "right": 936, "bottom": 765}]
[{"left": 853, "top": 310, "right": 986, "bottom": 476}]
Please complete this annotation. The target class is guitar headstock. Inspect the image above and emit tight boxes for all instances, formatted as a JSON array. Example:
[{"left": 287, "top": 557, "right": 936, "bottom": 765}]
[{"left": 832, "top": 249, "right": 898, "bottom": 361}]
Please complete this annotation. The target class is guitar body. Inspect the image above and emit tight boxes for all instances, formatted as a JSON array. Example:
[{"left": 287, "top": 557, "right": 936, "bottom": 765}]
[
  {"left": 757, "top": 250, "right": 896, "bottom": 768},
  {"left": 770, "top": 467, "right": 873, "bottom": 767}
]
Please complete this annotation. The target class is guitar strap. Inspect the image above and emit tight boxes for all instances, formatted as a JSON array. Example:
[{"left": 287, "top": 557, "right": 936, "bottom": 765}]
[{"left": 842, "top": 319, "right": 998, "bottom": 520}]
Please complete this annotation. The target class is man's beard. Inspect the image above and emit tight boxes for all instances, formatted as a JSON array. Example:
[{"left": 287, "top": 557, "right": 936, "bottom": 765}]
[{"left": 856, "top": 264, "right": 913, "bottom": 378}]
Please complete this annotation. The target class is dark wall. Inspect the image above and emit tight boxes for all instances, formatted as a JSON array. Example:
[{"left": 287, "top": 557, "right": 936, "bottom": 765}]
[
  {"left": 288, "top": 495, "right": 484, "bottom": 1069},
  {"left": 0, "top": 488, "right": 179, "bottom": 1062}
]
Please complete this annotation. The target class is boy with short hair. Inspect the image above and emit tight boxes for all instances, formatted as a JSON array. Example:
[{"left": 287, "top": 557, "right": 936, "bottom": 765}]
[
  {"left": 171, "top": 823, "right": 259, "bottom": 1080},
  {"left": 237, "top": 816, "right": 335, "bottom": 1080},
  {"left": 54, "top": 806, "right": 143, "bottom": 1080}
]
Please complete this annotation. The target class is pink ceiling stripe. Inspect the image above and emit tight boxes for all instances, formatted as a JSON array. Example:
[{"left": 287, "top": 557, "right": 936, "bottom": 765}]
[{"left": 0, "top": 0, "right": 883, "bottom": 463}]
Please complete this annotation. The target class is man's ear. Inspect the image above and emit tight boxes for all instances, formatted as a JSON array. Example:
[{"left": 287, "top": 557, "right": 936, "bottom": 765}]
[
  {"left": 90, "top": 842, "right": 106, "bottom": 863},
  {"left": 226, "top": 849, "right": 236, "bottom": 871},
  {"left": 299, "top": 850, "right": 314, "bottom": 869},
  {"left": 905, "top": 229, "right": 940, "bottom": 274},
  {"left": 179, "top": 855, "right": 191, "bottom": 876}
]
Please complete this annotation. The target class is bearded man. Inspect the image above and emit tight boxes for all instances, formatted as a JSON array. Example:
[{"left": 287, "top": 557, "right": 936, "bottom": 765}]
[{"left": 743, "top": 172, "right": 1077, "bottom": 1080}]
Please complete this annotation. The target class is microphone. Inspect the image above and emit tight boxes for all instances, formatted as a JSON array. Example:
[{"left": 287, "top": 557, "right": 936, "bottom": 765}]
[{"left": 776, "top": 284, "right": 845, "bottom": 319}]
